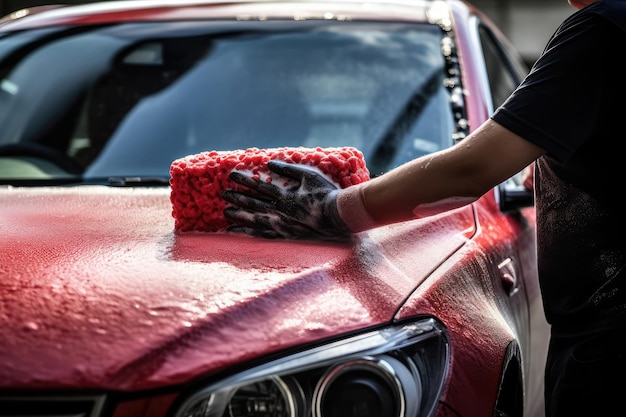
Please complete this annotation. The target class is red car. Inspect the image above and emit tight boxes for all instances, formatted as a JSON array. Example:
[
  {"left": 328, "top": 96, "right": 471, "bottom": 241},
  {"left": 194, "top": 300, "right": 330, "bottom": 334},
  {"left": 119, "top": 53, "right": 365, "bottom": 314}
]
[{"left": 0, "top": 1, "right": 549, "bottom": 417}]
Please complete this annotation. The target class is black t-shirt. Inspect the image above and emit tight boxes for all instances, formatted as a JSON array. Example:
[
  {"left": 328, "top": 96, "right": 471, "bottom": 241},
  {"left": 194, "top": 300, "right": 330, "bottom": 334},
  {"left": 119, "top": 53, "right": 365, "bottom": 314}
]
[{"left": 492, "top": 0, "right": 626, "bottom": 332}]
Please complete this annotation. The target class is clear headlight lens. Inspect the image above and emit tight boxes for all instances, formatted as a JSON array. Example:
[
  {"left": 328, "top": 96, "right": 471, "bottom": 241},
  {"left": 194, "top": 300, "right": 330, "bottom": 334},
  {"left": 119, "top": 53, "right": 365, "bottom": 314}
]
[{"left": 175, "top": 318, "right": 448, "bottom": 417}]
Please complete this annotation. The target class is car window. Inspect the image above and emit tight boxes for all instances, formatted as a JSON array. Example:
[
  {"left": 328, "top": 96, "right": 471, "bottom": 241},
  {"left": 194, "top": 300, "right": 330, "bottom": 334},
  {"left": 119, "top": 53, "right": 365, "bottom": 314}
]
[
  {"left": 0, "top": 21, "right": 457, "bottom": 183},
  {"left": 0, "top": 27, "right": 63, "bottom": 62},
  {"left": 476, "top": 20, "right": 532, "bottom": 194},
  {"left": 477, "top": 22, "right": 528, "bottom": 110}
]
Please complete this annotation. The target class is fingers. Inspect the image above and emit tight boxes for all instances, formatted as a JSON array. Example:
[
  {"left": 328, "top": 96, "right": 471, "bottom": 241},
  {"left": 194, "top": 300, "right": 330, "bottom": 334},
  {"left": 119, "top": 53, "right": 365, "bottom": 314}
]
[
  {"left": 226, "top": 225, "right": 284, "bottom": 239},
  {"left": 269, "top": 160, "right": 336, "bottom": 191},
  {"left": 232, "top": 162, "right": 335, "bottom": 197},
  {"left": 224, "top": 206, "right": 321, "bottom": 240},
  {"left": 224, "top": 206, "right": 352, "bottom": 241},
  {"left": 268, "top": 160, "right": 326, "bottom": 184},
  {"left": 223, "top": 161, "right": 346, "bottom": 241},
  {"left": 267, "top": 160, "right": 307, "bottom": 180},
  {"left": 228, "top": 170, "right": 261, "bottom": 190},
  {"left": 222, "top": 190, "right": 276, "bottom": 212},
  {"left": 229, "top": 170, "right": 284, "bottom": 199},
  {"left": 224, "top": 209, "right": 290, "bottom": 239},
  {"left": 223, "top": 206, "right": 277, "bottom": 228}
]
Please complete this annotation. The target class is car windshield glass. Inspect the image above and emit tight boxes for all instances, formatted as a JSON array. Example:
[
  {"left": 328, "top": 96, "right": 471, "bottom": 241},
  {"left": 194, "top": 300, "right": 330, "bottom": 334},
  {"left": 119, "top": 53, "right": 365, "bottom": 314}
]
[{"left": 0, "top": 21, "right": 457, "bottom": 184}]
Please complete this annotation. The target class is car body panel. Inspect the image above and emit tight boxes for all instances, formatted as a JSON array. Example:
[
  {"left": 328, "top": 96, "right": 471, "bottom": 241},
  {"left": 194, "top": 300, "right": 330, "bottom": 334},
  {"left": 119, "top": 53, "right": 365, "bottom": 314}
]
[
  {"left": 449, "top": 1, "right": 492, "bottom": 124},
  {"left": 396, "top": 196, "right": 542, "bottom": 416},
  {"left": 0, "top": 185, "right": 474, "bottom": 391},
  {"left": 0, "top": 0, "right": 431, "bottom": 31}
]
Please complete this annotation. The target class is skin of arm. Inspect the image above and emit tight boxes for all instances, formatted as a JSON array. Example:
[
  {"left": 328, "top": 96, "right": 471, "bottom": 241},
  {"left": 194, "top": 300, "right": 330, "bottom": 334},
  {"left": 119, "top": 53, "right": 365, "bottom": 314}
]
[{"left": 343, "top": 119, "right": 545, "bottom": 229}]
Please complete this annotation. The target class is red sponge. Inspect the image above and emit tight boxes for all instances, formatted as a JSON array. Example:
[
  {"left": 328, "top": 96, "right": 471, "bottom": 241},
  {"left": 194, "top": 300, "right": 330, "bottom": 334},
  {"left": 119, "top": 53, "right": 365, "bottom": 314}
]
[{"left": 169, "top": 147, "right": 370, "bottom": 232}]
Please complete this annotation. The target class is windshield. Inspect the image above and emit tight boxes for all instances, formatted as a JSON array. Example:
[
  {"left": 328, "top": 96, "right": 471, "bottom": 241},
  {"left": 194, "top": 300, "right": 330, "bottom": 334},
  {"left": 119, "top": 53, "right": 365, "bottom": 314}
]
[{"left": 0, "top": 20, "right": 460, "bottom": 185}]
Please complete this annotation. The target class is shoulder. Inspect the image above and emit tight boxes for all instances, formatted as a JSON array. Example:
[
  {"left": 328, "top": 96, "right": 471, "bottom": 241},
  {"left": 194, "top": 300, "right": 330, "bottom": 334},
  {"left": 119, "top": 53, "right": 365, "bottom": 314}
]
[
  {"left": 560, "top": 0, "right": 626, "bottom": 34},
  {"left": 543, "top": 2, "right": 622, "bottom": 63}
]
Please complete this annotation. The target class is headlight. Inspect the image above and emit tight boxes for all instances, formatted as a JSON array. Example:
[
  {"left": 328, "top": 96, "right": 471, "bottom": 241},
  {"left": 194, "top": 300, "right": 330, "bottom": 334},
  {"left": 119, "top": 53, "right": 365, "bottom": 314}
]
[{"left": 174, "top": 318, "right": 448, "bottom": 417}]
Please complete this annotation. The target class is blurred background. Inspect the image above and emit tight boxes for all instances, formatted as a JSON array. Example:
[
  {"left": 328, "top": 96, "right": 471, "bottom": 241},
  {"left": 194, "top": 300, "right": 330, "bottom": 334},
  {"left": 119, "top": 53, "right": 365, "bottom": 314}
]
[{"left": 0, "top": 0, "right": 573, "bottom": 66}]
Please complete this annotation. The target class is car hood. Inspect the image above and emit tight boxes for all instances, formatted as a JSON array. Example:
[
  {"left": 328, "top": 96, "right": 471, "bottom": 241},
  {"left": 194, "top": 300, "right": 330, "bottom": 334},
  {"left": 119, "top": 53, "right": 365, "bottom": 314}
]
[{"left": 0, "top": 186, "right": 475, "bottom": 391}]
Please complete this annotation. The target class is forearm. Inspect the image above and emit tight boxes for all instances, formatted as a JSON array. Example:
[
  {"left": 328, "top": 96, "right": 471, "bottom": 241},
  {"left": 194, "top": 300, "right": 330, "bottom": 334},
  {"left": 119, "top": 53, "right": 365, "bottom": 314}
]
[
  {"left": 337, "top": 120, "right": 545, "bottom": 232},
  {"left": 364, "top": 149, "right": 490, "bottom": 223},
  {"left": 337, "top": 179, "right": 477, "bottom": 232},
  {"left": 338, "top": 156, "right": 482, "bottom": 231}
]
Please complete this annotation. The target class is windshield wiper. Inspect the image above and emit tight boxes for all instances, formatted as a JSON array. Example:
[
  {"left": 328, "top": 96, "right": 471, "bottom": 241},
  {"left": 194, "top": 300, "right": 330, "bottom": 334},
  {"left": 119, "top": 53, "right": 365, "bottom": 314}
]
[
  {"left": 106, "top": 176, "right": 170, "bottom": 186},
  {"left": 0, "top": 143, "right": 83, "bottom": 174},
  {"left": 368, "top": 69, "right": 443, "bottom": 176}
]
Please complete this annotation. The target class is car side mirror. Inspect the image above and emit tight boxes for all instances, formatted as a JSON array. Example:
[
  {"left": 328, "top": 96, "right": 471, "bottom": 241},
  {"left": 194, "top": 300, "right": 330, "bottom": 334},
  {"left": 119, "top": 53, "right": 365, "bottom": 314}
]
[
  {"left": 496, "top": 163, "right": 534, "bottom": 213},
  {"left": 497, "top": 181, "right": 534, "bottom": 213}
]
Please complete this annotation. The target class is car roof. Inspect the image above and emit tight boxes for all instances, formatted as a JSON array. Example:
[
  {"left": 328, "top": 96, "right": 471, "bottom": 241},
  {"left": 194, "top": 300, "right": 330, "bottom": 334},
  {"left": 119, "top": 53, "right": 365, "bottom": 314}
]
[{"left": 0, "top": 0, "right": 459, "bottom": 32}]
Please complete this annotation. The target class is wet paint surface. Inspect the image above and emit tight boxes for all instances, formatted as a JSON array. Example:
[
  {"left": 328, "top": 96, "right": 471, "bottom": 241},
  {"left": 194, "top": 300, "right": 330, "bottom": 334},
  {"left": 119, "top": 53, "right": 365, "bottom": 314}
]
[
  {"left": 1, "top": 1, "right": 431, "bottom": 32},
  {"left": 0, "top": 186, "right": 474, "bottom": 391},
  {"left": 396, "top": 193, "right": 544, "bottom": 417}
]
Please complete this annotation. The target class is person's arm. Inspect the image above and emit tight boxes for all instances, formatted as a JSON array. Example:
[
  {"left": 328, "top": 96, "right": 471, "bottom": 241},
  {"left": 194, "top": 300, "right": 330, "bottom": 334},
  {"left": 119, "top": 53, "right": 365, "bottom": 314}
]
[
  {"left": 222, "top": 119, "right": 545, "bottom": 239},
  {"left": 353, "top": 119, "right": 544, "bottom": 227}
]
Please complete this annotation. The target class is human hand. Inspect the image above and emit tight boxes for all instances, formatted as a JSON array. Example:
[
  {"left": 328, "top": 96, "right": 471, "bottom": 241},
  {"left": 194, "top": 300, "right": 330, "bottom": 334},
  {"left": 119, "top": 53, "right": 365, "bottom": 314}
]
[{"left": 222, "top": 160, "right": 353, "bottom": 240}]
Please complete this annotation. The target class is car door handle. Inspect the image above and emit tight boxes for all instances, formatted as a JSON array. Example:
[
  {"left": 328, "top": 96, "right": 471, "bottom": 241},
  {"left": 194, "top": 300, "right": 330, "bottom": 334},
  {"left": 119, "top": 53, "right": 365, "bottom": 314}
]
[{"left": 498, "top": 258, "right": 519, "bottom": 296}]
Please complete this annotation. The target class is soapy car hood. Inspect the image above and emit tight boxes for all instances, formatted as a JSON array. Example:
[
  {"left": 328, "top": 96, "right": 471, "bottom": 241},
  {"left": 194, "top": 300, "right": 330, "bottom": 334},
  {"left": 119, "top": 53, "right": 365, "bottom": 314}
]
[{"left": 0, "top": 186, "right": 474, "bottom": 391}]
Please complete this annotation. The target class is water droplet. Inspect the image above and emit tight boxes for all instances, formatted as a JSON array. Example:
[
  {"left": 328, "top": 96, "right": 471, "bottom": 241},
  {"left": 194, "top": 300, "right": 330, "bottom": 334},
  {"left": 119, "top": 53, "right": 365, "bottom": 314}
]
[{"left": 22, "top": 321, "right": 38, "bottom": 331}]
